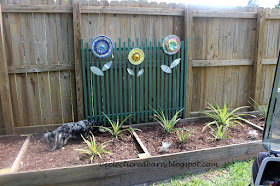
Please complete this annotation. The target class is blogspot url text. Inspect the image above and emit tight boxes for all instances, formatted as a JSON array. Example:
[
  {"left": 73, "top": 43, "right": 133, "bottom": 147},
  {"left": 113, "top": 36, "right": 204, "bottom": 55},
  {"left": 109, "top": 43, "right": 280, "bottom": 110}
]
[{"left": 98, "top": 161, "right": 218, "bottom": 169}]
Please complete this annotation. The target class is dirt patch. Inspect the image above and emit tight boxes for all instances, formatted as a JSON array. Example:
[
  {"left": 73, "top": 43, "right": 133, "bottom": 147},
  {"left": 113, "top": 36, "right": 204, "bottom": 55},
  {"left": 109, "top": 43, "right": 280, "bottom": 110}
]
[
  {"left": 247, "top": 116, "right": 265, "bottom": 128},
  {"left": 0, "top": 136, "right": 26, "bottom": 169},
  {"left": 19, "top": 131, "right": 139, "bottom": 172},
  {"left": 136, "top": 118, "right": 263, "bottom": 156}
]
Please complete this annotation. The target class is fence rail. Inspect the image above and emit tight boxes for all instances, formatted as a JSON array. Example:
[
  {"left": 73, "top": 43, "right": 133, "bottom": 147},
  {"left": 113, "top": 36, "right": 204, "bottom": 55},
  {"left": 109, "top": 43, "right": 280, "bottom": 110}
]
[{"left": 0, "top": 0, "right": 280, "bottom": 134}]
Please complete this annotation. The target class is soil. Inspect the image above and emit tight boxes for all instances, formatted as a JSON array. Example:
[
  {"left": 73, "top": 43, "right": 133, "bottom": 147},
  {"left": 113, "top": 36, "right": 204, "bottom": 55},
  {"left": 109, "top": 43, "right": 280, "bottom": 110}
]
[
  {"left": 247, "top": 116, "right": 265, "bottom": 128},
  {"left": 18, "top": 131, "right": 139, "bottom": 172},
  {"left": 0, "top": 117, "right": 264, "bottom": 173},
  {"left": 136, "top": 118, "right": 263, "bottom": 156},
  {"left": 0, "top": 136, "right": 26, "bottom": 169}
]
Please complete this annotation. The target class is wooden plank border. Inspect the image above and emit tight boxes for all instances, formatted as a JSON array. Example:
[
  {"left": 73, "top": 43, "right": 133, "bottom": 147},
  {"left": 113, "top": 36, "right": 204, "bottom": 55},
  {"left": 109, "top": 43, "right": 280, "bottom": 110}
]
[
  {"left": 73, "top": 3, "right": 84, "bottom": 121},
  {"left": 192, "top": 10, "right": 257, "bottom": 18},
  {"left": 10, "top": 135, "right": 31, "bottom": 173},
  {"left": 192, "top": 59, "right": 253, "bottom": 67},
  {"left": 0, "top": 4, "right": 15, "bottom": 135},
  {"left": 2, "top": 5, "right": 72, "bottom": 13},
  {"left": 8, "top": 64, "right": 75, "bottom": 74},
  {"left": 266, "top": 13, "right": 280, "bottom": 20},
  {"left": 261, "top": 58, "right": 278, "bottom": 65},
  {"left": 81, "top": 6, "right": 184, "bottom": 16},
  {"left": 130, "top": 128, "right": 151, "bottom": 157},
  {"left": 0, "top": 140, "right": 264, "bottom": 185},
  {"left": 1, "top": 5, "right": 184, "bottom": 16}
]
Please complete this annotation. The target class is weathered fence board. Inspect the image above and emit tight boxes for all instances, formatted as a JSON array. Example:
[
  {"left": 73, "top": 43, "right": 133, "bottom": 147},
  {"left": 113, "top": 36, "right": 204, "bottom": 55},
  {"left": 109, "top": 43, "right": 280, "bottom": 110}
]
[{"left": 0, "top": 1, "right": 280, "bottom": 134}]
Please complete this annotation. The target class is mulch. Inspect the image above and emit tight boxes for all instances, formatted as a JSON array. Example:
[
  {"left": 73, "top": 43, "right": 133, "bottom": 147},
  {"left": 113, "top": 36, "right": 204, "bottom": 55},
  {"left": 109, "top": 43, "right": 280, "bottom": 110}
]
[
  {"left": 0, "top": 136, "right": 26, "bottom": 169},
  {"left": 136, "top": 118, "right": 263, "bottom": 156},
  {"left": 0, "top": 117, "right": 265, "bottom": 173},
  {"left": 18, "top": 131, "right": 139, "bottom": 172}
]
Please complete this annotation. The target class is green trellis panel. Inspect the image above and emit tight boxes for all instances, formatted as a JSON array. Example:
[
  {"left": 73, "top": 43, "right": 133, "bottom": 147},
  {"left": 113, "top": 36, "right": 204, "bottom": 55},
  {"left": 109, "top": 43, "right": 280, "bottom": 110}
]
[{"left": 81, "top": 37, "right": 188, "bottom": 126}]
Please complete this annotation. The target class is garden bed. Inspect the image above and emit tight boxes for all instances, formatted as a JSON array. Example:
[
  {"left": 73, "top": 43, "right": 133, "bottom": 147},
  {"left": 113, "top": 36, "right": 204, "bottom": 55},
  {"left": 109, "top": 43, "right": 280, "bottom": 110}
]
[
  {"left": 0, "top": 136, "right": 26, "bottom": 170},
  {"left": 19, "top": 131, "right": 140, "bottom": 172},
  {"left": 135, "top": 118, "right": 263, "bottom": 156},
  {"left": 0, "top": 116, "right": 266, "bottom": 186}
]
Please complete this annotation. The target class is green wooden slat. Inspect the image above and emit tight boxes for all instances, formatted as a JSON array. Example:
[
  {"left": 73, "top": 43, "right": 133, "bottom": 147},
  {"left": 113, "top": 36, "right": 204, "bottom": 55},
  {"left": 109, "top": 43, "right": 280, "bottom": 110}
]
[
  {"left": 123, "top": 41, "right": 127, "bottom": 121},
  {"left": 144, "top": 38, "right": 148, "bottom": 123},
  {"left": 180, "top": 40, "right": 185, "bottom": 118},
  {"left": 118, "top": 38, "right": 123, "bottom": 121},
  {"left": 168, "top": 51, "right": 172, "bottom": 118},
  {"left": 161, "top": 38, "right": 164, "bottom": 112},
  {"left": 176, "top": 43, "right": 181, "bottom": 117},
  {"left": 157, "top": 41, "right": 160, "bottom": 111},
  {"left": 136, "top": 38, "right": 140, "bottom": 124},
  {"left": 114, "top": 42, "right": 119, "bottom": 124},
  {"left": 153, "top": 38, "right": 156, "bottom": 112},
  {"left": 86, "top": 43, "right": 93, "bottom": 121},
  {"left": 105, "top": 49, "right": 110, "bottom": 122},
  {"left": 171, "top": 52, "right": 176, "bottom": 117},
  {"left": 132, "top": 41, "right": 136, "bottom": 121},
  {"left": 149, "top": 41, "right": 153, "bottom": 116},
  {"left": 81, "top": 39, "right": 88, "bottom": 120},
  {"left": 140, "top": 41, "right": 144, "bottom": 121},
  {"left": 165, "top": 49, "right": 168, "bottom": 116},
  {"left": 101, "top": 57, "right": 106, "bottom": 124},
  {"left": 183, "top": 38, "right": 188, "bottom": 118},
  {"left": 110, "top": 47, "right": 115, "bottom": 121},
  {"left": 127, "top": 38, "right": 132, "bottom": 124},
  {"left": 91, "top": 48, "right": 97, "bottom": 121},
  {"left": 96, "top": 56, "right": 102, "bottom": 122}
]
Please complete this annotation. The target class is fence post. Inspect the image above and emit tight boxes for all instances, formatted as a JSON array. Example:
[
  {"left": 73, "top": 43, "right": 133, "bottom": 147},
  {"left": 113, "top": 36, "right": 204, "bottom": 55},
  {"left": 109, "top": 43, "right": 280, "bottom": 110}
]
[
  {"left": 0, "top": 4, "right": 15, "bottom": 134},
  {"left": 184, "top": 7, "right": 193, "bottom": 118},
  {"left": 73, "top": 3, "right": 85, "bottom": 120},
  {"left": 251, "top": 8, "right": 265, "bottom": 109}
]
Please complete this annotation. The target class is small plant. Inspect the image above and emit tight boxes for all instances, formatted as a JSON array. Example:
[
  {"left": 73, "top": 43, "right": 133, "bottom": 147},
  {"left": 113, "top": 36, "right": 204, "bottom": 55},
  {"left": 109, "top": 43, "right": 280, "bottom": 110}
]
[
  {"left": 248, "top": 97, "right": 267, "bottom": 120},
  {"left": 175, "top": 128, "right": 196, "bottom": 144},
  {"left": 202, "top": 99, "right": 249, "bottom": 131},
  {"left": 97, "top": 113, "right": 140, "bottom": 139},
  {"left": 150, "top": 107, "right": 183, "bottom": 134},
  {"left": 75, "top": 133, "right": 112, "bottom": 163},
  {"left": 207, "top": 121, "right": 230, "bottom": 140}
]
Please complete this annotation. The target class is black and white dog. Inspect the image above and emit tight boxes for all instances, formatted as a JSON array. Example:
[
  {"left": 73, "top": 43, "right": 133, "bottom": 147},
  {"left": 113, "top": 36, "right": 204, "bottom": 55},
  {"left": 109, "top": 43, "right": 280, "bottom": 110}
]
[{"left": 43, "top": 120, "right": 100, "bottom": 151}]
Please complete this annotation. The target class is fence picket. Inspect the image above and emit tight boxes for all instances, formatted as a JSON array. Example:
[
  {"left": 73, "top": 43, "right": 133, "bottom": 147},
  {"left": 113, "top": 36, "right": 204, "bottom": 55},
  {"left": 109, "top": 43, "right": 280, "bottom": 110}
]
[{"left": 81, "top": 39, "right": 88, "bottom": 120}]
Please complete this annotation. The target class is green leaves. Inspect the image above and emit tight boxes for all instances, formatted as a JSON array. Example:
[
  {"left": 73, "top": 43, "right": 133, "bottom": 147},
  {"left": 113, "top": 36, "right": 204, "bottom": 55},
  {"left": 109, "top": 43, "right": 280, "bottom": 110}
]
[
  {"left": 150, "top": 107, "right": 183, "bottom": 134},
  {"left": 208, "top": 121, "right": 230, "bottom": 140},
  {"left": 75, "top": 133, "right": 112, "bottom": 163},
  {"left": 202, "top": 99, "right": 249, "bottom": 140},
  {"left": 175, "top": 128, "right": 196, "bottom": 144},
  {"left": 248, "top": 97, "right": 267, "bottom": 119},
  {"left": 97, "top": 113, "right": 140, "bottom": 139}
]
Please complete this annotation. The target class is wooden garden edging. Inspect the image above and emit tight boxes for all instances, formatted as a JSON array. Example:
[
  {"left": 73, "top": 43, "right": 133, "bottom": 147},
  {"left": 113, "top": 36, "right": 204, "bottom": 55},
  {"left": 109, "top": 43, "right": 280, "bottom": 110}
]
[
  {"left": 0, "top": 140, "right": 265, "bottom": 186},
  {"left": 0, "top": 115, "right": 266, "bottom": 185}
]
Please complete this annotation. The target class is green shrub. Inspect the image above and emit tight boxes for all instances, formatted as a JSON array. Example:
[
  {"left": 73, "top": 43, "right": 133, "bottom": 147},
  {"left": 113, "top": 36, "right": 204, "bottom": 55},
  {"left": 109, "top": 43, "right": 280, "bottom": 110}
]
[
  {"left": 75, "top": 133, "right": 112, "bottom": 163},
  {"left": 248, "top": 97, "right": 267, "bottom": 119},
  {"left": 150, "top": 107, "right": 183, "bottom": 134},
  {"left": 97, "top": 113, "right": 140, "bottom": 139},
  {"left": 175, "top": 128, "right": 196, "bottom": 144},
  {"left": 202, "top": 99, "right": 249, "bottom": 131}
]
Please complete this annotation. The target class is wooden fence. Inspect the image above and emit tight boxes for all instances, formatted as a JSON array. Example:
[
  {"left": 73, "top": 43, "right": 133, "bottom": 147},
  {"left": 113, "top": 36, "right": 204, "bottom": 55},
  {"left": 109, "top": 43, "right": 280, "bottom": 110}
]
[{"left": 0, "top": 0, "right": 280, "bottom": 135}]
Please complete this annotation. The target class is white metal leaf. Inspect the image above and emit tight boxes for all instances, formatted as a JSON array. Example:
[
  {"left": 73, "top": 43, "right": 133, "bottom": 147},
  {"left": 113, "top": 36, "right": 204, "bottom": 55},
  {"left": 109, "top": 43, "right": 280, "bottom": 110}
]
[
  {"left": 170, "top": 58, "right": 181, "bottom": 68},
  {"left": 101, "top": 61, "right": 112, "bottom": 71},
  {"left": 137, "top": 69, "right": 144, "bottom": 77},
  {"left": 127, "top": 68, "right": 135, "bottom": 76},
  {"left": 90, "top": 66, "right": 104, "bottom": 76},
  {"left": 161, "top": 65, "right": 171, "bottom": 74}
]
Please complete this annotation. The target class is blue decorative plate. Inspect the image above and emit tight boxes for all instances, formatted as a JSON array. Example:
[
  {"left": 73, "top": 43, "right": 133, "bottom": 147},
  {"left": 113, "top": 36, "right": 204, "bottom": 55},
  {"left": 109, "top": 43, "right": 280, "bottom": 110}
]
[{"left": 91, "top": 36, "right": 113, "bottom": 58}]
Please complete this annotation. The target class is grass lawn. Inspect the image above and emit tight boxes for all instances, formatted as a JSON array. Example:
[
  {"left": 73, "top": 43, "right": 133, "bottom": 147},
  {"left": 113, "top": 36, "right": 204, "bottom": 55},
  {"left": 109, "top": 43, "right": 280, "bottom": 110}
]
[{"left": 153, "top": 159, "right": 253, "bottom": 186}]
